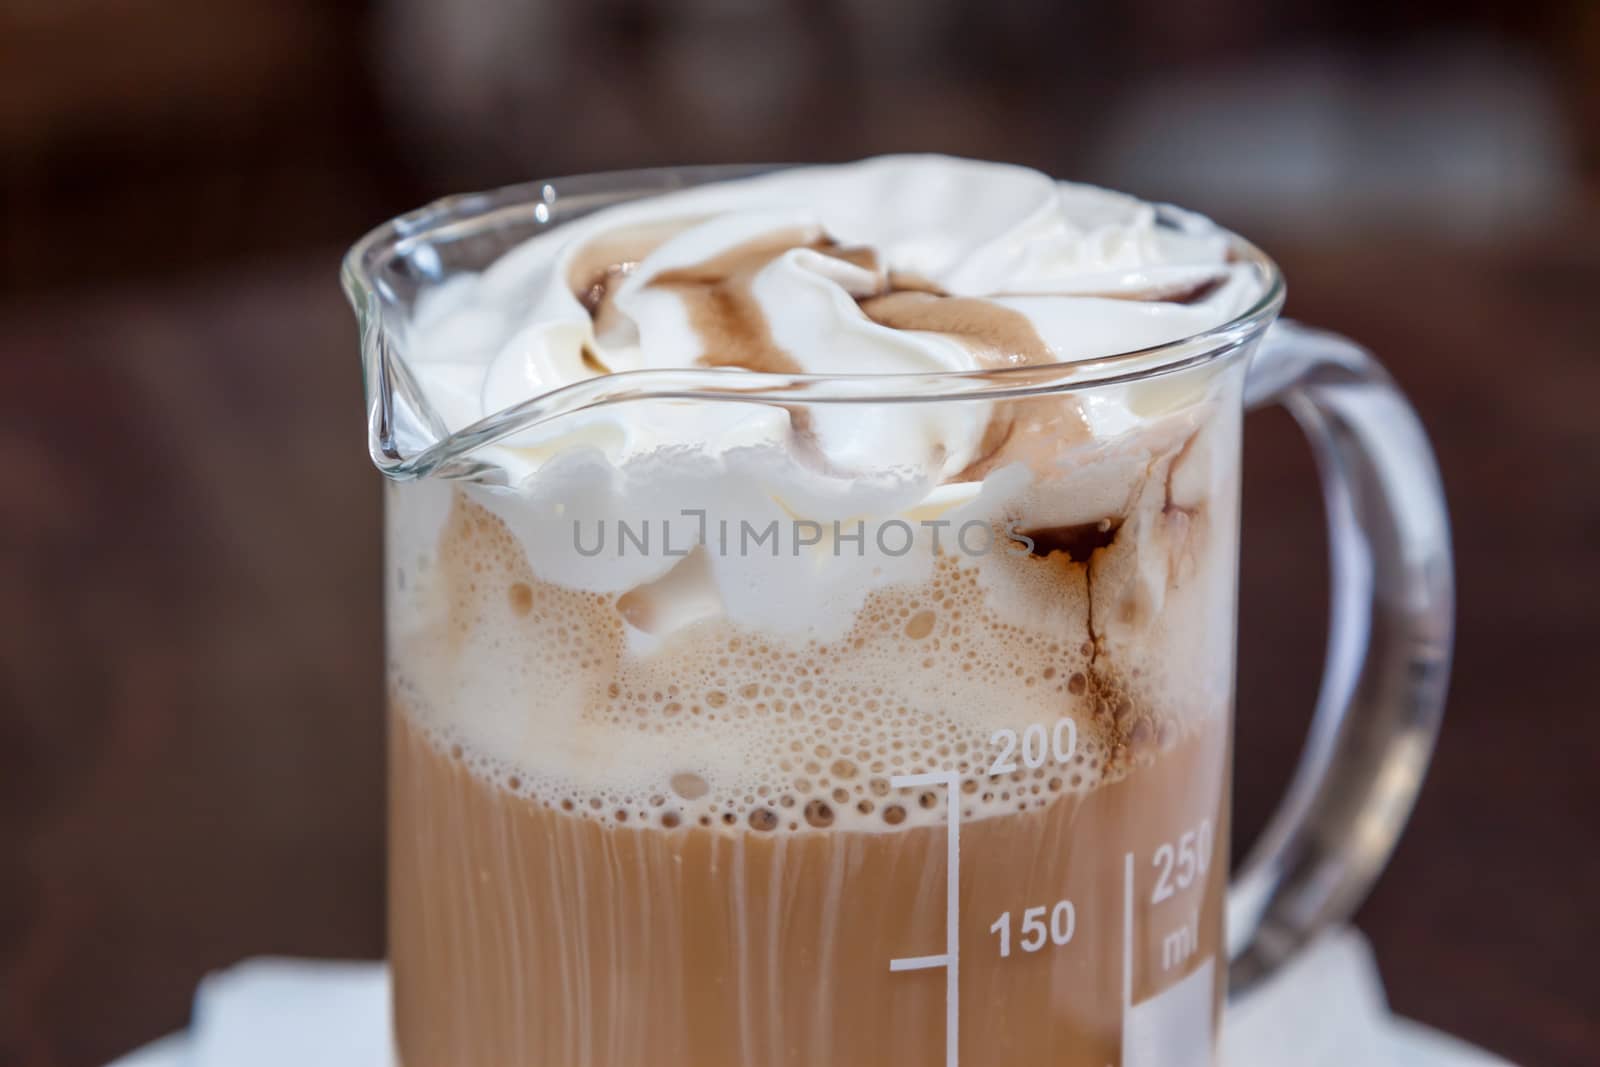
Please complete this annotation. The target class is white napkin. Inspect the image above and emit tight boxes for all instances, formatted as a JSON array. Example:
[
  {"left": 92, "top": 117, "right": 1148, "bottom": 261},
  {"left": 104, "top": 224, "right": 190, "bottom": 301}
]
[
  {"left": 107, "top": 927, "right": 1511, "bottom": 1066},
  {"left": 1221, "top": 931, "right": 1509, "bottom": 1066},
  {"left": 189, "top": 959, "right": 391, "bottom": 1067}
]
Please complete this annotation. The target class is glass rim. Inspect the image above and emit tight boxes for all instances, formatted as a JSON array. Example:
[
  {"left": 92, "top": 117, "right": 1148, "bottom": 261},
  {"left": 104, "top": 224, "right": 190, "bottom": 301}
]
[{"left": 342, "top": 164, "right": 1286, "bottom": 480}]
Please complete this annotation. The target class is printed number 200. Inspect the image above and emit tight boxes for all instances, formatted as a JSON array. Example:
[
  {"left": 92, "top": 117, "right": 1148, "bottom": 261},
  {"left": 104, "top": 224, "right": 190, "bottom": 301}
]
[{"left": 988, "top": 718, "right": 1078, "bottom": 776}]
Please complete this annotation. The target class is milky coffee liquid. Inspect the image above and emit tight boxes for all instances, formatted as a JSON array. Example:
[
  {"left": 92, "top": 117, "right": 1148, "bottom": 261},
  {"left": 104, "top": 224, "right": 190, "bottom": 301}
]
[{"left": 391, "top": 711, "right": 1227, "bottom": 1067}]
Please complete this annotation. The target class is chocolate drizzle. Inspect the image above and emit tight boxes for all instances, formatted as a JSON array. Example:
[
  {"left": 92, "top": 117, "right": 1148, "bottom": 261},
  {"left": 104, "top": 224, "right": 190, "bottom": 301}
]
[
  {"left": 858, "top": 291, "right": 1054, "bottom": 368},
  {"left": 566, "top": 220, "right": 1219, "bottom": 482},
  {"left": 568, "top": 218, "right": 698, "bottom": 343},
  {"left": 645, "top": 227, "right": 819, "bottom": 375},
  {"left": 568, "top": 222, "right": 1218, "bottom": 377},
  {"left": 818, "top": 243, "right": 881, "bottom": 274}
]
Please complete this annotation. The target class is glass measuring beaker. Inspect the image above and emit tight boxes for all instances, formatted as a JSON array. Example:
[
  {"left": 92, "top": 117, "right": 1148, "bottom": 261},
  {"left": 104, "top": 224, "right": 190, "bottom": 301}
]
[{"left": 344, "top": 164, "right": 1453, "bottom": 1067}]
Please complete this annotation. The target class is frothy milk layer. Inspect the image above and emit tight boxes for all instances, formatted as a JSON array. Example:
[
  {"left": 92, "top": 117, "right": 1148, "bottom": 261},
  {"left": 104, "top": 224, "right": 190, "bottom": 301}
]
[
  {"left": 388, "top": 156, "right": 1256, "bottom": 830},
  {"left": 388, "top": 394, "right": 1242, "bottom": 831}
]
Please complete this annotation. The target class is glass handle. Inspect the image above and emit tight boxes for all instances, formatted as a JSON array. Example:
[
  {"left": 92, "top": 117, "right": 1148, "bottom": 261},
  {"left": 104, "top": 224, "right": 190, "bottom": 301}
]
[{"left": 1227, "top": 320, "right": 1455, "bottom": 988}]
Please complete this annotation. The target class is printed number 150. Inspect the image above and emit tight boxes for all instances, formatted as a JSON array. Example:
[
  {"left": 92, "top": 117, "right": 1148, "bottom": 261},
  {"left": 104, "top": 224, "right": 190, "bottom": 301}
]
[{"left": 989, "top": 900, "right": 1076, "bottom": 958}]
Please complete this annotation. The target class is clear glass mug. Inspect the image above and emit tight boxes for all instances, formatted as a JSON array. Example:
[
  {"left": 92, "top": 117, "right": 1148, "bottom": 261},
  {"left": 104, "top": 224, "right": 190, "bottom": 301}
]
[{"left": 343, "top": 167, "right": 1453, "bottom": 1067}]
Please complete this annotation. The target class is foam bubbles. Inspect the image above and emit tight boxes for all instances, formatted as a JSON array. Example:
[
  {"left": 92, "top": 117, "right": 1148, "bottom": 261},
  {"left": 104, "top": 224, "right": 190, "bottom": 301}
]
[{"left": 389, "top": 462, "right": 1230, "bottom": 834}]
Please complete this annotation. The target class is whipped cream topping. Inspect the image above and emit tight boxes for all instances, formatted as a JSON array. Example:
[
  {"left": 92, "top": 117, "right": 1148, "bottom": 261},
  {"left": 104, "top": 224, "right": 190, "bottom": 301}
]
[{"left": 405, "top": 155, "right": 1262, "bottom": 479}]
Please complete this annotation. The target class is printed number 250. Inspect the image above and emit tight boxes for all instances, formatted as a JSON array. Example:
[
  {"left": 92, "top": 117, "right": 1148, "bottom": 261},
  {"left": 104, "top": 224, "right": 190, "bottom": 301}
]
[{"left": 1150, "top": 820, "right": 1214, "bottom": 905}]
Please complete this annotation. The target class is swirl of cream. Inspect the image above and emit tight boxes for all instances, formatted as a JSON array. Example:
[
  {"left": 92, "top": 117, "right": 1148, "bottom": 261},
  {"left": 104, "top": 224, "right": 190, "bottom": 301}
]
[{"left": 406, "top": 155, "right": 1261, "bottom": 478}]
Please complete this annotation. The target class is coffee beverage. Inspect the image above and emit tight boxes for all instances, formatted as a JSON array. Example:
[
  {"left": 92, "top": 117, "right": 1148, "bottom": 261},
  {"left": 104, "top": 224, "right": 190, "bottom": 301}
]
[{"left": 382, "top": 157, "right": 1265, "bottom": 1066}]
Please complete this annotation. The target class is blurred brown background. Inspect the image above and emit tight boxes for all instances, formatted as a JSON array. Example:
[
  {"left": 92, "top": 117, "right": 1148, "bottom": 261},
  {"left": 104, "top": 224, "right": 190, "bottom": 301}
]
[{"left": 2, "top": 2, "right": 1597, "bottom": 1065}]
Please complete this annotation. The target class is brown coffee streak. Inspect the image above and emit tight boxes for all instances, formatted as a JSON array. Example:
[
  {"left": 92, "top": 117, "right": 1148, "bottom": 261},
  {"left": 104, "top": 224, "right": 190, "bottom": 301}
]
[
  {"left": 1164, "top": 428, "right": 1203, "bottom": 516},
  {"left": 952, "top": 396, "right": 1095, "bottom": 481},
  {"left": 1022, "top": 517, "right": 1125, "bottom": 562}
]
